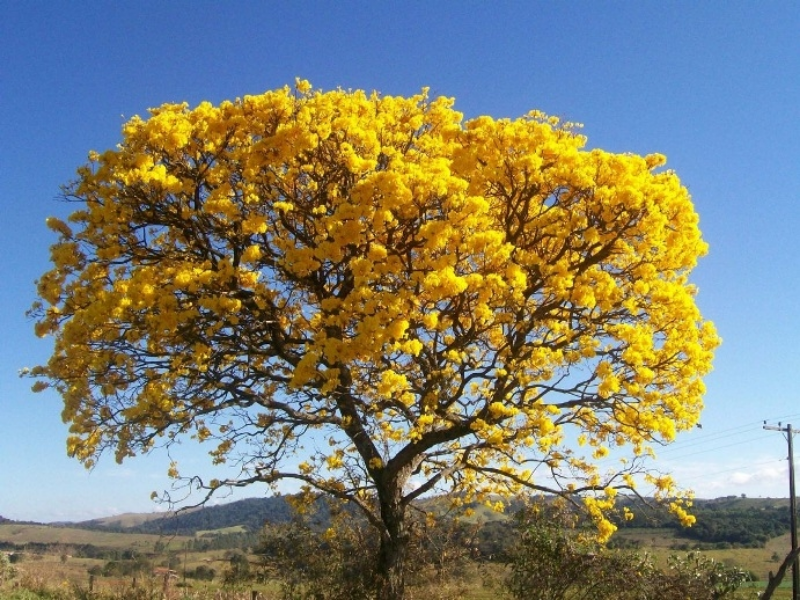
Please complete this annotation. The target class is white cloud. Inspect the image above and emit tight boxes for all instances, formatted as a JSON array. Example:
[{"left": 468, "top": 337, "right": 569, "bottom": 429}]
[
  {"left": 728, "top": 472, "right": 755, "bottom": 485},
  {"left": 661, "top": 456, "right": 789, "bottom": 499}
]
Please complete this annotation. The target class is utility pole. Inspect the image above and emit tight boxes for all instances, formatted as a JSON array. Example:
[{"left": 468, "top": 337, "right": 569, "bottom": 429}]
[{"left": 765, "top": 422, "right": 799, "bottom": 600}]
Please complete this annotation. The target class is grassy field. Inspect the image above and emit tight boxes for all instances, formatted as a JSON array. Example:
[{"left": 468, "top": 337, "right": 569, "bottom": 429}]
[
  {"left": 613, "top": 527, "right": 793, "bottom": 582},
  {"left": 2, "top": 556, "right": 499, "bottom": 600},
  {"left": 2, "top": 522, "right": 798, "bottom": 599},
  {"left": 0, "top": 567, "right": 793, "bottom": 600},
  {"left": 0, "top": 523, "right": 191, "bottom": 551},
  {"left": 195, "top": 526, "right": 247, "bottom": 537}
]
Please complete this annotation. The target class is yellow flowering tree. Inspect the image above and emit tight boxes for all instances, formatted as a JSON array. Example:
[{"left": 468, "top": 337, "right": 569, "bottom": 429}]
[{"left": 30, "top": 81, "right": 718, "bottom": 600}]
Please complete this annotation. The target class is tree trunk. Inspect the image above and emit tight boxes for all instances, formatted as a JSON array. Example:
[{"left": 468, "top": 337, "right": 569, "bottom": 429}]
[{"left": 375, "top": 485, "right": 409, "bottom": 600}]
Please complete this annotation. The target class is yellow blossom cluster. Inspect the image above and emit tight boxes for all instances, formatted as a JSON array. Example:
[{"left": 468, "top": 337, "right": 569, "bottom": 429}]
[{"left": 30, "top": 80, "right": 717, "bottom": 535}]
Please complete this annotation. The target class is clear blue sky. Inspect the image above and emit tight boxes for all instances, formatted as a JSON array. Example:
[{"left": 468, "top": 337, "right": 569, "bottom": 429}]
[{"left": 2, "top": 2, "right": 799, "bottom": 523}]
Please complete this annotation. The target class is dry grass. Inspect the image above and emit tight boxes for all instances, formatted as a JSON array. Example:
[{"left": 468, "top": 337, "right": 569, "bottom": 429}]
[
  {"left": 0, "top": 524, "right": 190, "bottom": 551},
  {"left": 3, "top": 523, "right": 796, "bottom": 599}
]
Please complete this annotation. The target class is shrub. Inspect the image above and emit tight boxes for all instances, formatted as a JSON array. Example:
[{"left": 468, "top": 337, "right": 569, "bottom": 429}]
[
  {"left": 258, "top": 506, "right": 378, "bottom": 600},
  {"left": 187, "top": 565, "right": 216, "bottom": 581},
  {"left": 0, "top": 552, "right": 18, "bottom": 584},
  {"left": 502, "top": 502, "right": 751, "bottom": 600}
]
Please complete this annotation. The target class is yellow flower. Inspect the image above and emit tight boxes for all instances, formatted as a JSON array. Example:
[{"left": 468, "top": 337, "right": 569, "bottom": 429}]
[{"left": 295, "top": 78, "right": 312, "bottom": 94}]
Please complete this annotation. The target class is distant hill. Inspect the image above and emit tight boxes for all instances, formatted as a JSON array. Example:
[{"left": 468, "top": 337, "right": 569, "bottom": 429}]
[
  {"left": 75, "top": 511, "right": 175, "bottom": 530},
  {"left": 76, "top": 496, "right": 298, "bottom": 536},
  {"left": 60, "top": 494, "right": 794, "bottom": 551},
  {"left": 74, "top": 493, "right": 524, "bottom": 537}
]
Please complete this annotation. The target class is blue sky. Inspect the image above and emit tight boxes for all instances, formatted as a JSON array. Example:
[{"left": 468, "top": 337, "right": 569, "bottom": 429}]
[{"left": 2, "top": 2, "right": 799, "bottom": 523}]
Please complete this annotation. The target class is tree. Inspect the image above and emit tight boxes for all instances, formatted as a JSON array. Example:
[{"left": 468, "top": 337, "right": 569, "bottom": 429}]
[
  {"left": 29, "top": 80, "right": 718, "bottom": 600},
  {"left": 222, "top": 550, "right": 251, "bottom": 586}
]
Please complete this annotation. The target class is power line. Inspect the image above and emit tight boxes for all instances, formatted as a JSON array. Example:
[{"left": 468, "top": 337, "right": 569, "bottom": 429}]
[
  {"left": 655, "top": 414, "right": 800, "bottom": 458},
  {"left": 659, "top": 433, "right": 775, "bottom": 461},
  {"left": 660, "top": 417, "right": 800, "bottom": 453},
  {"left": 659, "top": 426, "right": 760, "bottom": 452}
]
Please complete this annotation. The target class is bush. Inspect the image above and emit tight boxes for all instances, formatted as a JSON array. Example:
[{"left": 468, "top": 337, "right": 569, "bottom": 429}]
[
  {"left": 1, "top": 552, "right": 18, "bottom": 585},
  {"left": 187, "top": 565, "right": 216, "bottom": 581},
  {"left": 258, "top": 505, "right": 378, "bottom": 600},
  {"left": 502, "top": 502, "right": 751, "bottom": 600}
]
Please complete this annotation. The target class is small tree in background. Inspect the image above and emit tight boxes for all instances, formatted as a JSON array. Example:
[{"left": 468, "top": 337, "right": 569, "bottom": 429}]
[
  {"left": 222, "top": 550, "right": 252, "bottom": 586},
  {"left": 30, "top": 80, "right": 717, "bottom": 599}
]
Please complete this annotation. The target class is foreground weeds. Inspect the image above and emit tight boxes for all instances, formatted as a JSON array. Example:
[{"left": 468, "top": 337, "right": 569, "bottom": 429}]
[{"left": 0, "top": 585, "right": 272, "bottom": 600}]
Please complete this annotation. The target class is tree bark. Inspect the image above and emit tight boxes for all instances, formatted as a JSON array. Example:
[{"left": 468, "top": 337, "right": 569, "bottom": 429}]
[{"left": 375, "top": 484, "right": 409, "bottom": 600}]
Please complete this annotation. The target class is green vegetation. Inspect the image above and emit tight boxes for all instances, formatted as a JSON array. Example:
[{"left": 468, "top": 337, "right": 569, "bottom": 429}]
[
  {"left": 617, "top": 496, "right": 792, "bottom": 548},
  {"left": 0, "top": 495, "right": 797, "bottom": 599},
  {"left": 504, "top": 503, "right": 752, "bottom": 600},
  {"left": 0, "top": 553, "right": 16, "bottom": 586}
]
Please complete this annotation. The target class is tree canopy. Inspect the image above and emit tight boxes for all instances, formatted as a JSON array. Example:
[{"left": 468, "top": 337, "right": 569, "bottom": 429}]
[{"left": 30, "top": 80, "right": 718, "bottom": 598}]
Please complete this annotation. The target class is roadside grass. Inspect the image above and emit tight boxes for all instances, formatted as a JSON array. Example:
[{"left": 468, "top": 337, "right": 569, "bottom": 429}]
[{"left": 3, "top": 558, "right": 779, "bottom": 600}]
